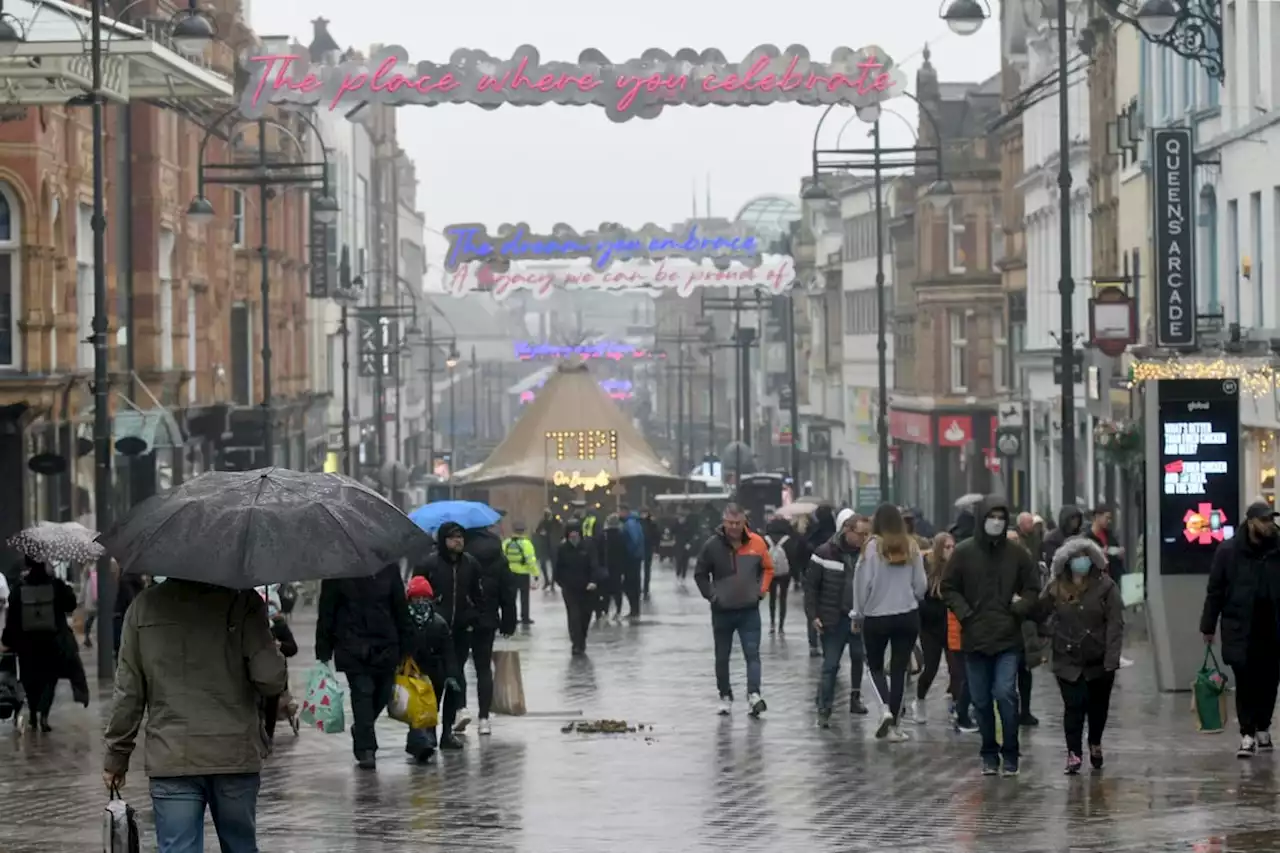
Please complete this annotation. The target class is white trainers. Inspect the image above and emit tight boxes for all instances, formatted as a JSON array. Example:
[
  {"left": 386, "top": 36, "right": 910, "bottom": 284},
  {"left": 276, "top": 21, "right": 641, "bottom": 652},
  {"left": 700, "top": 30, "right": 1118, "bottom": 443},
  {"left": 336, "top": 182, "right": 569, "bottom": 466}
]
[
  {"left": 717, "top": 696, "right": 733, "bottom": 716},
  {"left": 887, "top": 726, "right": 910, "bottom": 743},
  {"left": 875, "top": 710, "right": 894, "bottom": 739},
  {"left": 747, "top": 692, "right": 767, "bottom": 717},
  {"left": 1258, "top": 730, "right": 1274, "bottom": 751},
  {"left": 477, "top": 718, "right": 492, "bottom": 736},
  {"left": 1119, "top": 655, "right": 1135, "bottom": 669},
  {"left": 1238, "top": 734, "right": 1257, "bottom": 758},
  {"left": 905, "top": 699, "right": 926, "bottom": 725},
  {"left": 454, "top": 707, "right": 472, "bottom": 733}
]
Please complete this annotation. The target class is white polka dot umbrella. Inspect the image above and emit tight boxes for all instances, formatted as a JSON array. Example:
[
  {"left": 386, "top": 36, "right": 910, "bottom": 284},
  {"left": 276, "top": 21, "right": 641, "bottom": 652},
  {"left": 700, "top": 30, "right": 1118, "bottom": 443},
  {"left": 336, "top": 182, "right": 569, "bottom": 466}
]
[{"left": 7, "top": 522, "right": 105, "bottom": 565}]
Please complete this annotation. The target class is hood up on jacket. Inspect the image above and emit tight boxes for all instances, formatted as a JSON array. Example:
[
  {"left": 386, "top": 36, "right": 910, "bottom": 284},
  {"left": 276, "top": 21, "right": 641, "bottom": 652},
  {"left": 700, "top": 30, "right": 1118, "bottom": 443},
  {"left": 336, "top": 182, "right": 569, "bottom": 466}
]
[
  {"left": 1057, "top": 505, "right": 1084, "bottom": 538},
  {"left": 949, "top": 510, "right": 976, "bottom": 543},
  {"left": 1050, "top": 536, "right": 1107, "bottom": 577},
  {"left": 971, "top": 494, "right": 1012, "bottom": 550},
  {"left": 436, "top": 522, "right": 466, "bottom": 560}
]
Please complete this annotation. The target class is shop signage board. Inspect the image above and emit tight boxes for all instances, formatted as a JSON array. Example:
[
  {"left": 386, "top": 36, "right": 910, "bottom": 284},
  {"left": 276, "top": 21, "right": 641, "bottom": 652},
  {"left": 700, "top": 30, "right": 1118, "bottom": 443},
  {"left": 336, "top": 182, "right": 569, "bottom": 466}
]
[
  {"left": 240, "top": 44, "right": 907, "bottom": 122},
  {"left": 1152, "top": 128, "right": 1196, "bottom": 349},
  {"left": 1157, "top": 378, "right": 1240, "bottom": 575},
  {"left": 515, "top": 341, "right": 665, "bottom": 361}
]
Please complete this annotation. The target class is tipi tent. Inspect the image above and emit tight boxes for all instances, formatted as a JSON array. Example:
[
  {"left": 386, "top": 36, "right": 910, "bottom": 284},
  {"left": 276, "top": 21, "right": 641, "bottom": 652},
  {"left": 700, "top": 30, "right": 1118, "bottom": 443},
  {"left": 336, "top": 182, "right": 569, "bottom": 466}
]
[{"left": 457, "top": 361, "right": 674, "bottom": 485}]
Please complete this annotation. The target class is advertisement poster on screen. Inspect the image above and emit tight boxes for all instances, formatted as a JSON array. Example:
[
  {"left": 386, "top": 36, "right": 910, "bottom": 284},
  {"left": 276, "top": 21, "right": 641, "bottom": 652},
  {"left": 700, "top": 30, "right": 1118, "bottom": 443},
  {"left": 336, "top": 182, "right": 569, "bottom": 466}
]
[{"left": 1157, "top": 378, "right": 1241, "bottom": 575}]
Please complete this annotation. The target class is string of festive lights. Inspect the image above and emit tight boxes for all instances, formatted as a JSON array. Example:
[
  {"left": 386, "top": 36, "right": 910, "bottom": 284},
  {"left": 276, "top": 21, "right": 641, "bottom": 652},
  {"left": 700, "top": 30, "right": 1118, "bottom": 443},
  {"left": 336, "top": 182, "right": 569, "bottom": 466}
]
[{"left": 1129, "top": 358, "right": 1278, "bottom": 397}]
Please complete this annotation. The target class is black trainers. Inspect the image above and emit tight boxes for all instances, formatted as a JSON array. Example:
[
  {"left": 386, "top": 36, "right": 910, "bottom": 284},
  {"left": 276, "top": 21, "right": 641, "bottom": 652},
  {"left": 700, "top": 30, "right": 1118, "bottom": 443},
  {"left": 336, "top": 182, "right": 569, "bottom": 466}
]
[
  {"left": 356, "top": 751, "right": 376, "bottom": 770},
  {"left": 809, "top": 646, "right": 822, "bottom": 658},
  {"left": 1089, "top": 744, "right": 1104, "bottom": 769},
  {"left": 1001, "top": 758, "right": 1020, "bottom": 777},
  {"left": 849, "top": 692, "right": 869, "bottom": 715},
  {"left": 1019, "top": 712, "right": 1040, "bottom": 727},
  {"left": 440, "top": 734, "right": 465, "bottom": 751},
  {"left": 981, "top": 757, "right": 1000, "bottom": 776}
]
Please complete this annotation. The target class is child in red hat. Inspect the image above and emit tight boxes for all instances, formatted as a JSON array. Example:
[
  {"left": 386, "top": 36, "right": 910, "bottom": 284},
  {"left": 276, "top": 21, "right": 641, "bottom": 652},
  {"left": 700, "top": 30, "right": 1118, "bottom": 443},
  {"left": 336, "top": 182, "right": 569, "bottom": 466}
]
[{"left": 404, "top": 575, "right": 461, "bottom": 761}]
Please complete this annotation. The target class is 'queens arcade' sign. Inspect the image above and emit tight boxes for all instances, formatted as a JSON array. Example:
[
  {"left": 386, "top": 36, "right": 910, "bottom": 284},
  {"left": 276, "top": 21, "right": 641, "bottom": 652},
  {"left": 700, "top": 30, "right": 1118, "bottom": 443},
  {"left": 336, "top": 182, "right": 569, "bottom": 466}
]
[
  {"left": 239, "top": 44, "right": 907, "bottom": 121},
  {"left": 1152, "top": 127, "right": 1196, "bottom": 350}
]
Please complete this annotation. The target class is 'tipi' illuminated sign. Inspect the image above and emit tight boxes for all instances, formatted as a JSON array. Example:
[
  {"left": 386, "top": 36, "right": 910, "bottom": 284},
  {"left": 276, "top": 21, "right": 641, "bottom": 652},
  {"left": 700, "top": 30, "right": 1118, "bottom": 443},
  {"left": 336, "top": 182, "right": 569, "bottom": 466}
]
[
  {"left": 546, "top": 429, "right": 619, "bottom": 461},
  {"left": 553, "top": 470, "right": 612, "bottom": 491}
]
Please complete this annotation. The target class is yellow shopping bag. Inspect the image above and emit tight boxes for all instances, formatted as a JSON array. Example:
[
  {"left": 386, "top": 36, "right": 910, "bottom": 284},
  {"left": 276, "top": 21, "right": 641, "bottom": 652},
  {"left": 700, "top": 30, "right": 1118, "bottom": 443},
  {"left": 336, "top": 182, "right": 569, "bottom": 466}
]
[{"left": 388, "top": 659, "right": 438, "bottom": 730}]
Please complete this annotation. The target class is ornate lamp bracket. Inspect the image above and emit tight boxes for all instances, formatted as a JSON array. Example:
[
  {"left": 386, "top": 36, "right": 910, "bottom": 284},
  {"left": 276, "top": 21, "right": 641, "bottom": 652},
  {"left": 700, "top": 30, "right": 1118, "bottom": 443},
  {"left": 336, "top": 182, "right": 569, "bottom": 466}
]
[{"left": 1098, "top": 0, "right": 1224, "bottom": 82}]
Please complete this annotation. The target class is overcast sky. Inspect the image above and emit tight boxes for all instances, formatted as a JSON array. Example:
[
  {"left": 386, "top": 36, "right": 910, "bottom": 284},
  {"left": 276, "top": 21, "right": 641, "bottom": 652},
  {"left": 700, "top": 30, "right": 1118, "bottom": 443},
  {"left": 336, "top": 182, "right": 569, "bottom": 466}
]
[{"left": 250, "top": 0, "right": 1000, "bottom": 258}]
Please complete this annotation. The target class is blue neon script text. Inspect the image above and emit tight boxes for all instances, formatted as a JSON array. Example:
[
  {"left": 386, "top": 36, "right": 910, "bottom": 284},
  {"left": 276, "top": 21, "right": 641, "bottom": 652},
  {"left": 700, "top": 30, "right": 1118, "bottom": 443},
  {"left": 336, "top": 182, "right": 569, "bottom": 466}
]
[{"left": 444, "top": 223, "right": 760, "bottom": 271}]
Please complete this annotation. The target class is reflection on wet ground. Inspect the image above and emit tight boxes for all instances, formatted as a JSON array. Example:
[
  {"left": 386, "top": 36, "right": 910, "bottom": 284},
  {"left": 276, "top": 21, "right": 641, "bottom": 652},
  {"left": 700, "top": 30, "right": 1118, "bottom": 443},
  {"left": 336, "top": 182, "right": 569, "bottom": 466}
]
[{"left": 2, "top": 572, "right": 1279, "bottom": 851}]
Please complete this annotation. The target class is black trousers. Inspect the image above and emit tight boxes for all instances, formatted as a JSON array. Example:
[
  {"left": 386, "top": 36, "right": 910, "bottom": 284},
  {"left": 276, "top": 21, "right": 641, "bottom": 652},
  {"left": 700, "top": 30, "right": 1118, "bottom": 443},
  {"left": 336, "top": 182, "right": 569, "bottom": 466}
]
[
  {"left": 1018, "top": 664, "right": 1034, "bottom": 716},
  {"left": 1233, "top": 656, "right": 1280, "bottom": 737},
  {"left": 642, "top": 554, "right": 653, "bottom": 596},
  {"left": 768, "top": 577, "right": 790, "bottom": 630},
  {"left": 452, "top": 626, "right": 497, "bottom": 719},
  {"left": 916, "top": 621, "right": 946, "bottom": 701},
  {"left": 516, "top": 574, "right": 533, "bottom": 623},
  {"left": 347, "top": 669, "right": 395, "bottom": 756},
  {"left": 1057, "top": 672, "right": 1115, "bottom": 754},
  {"left": 622, "top": 568, "right": 641, "bottom": 617},
  {"left": 948, "top": 649, "right": 973, "bottom": 724},
  {"left": 563, "top": 588, "right": 594, "bottom": 651},
  {"left": 675, "top": 544, "right": 690, "bottom": 579},
  {"left": 862, "top": 610, "right": 921, "bottom": 720}
]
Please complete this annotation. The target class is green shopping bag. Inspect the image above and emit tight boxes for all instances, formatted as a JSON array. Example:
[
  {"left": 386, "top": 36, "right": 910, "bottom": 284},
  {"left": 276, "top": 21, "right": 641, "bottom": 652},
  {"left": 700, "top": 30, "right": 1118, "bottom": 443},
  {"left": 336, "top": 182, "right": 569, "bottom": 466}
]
[
  {"left": 1192, "top": 646, "right": 1229, "bottom": 733},
  {"left": 299, "top": 662, "right": 346, "bottom": 734}
]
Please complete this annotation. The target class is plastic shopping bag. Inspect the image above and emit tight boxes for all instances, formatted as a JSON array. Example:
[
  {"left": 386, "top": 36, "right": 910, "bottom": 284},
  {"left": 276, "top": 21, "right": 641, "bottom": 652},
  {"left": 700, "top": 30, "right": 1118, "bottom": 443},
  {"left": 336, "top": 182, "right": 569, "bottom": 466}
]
[
  {"left": 1192, "top": 646, "right": 1229, "bottom": 733},
  {"left": 491, "top": 648, "right": 527, "bottom": 716},
  {"left": 299, "top": 662, "right": 346, "bottom": 734},
  {"left": 102, "top": 788, "right": 140, "bottom": 853},
  {"left": 388, "top": 658, "right": 438, "bottom": 730}
]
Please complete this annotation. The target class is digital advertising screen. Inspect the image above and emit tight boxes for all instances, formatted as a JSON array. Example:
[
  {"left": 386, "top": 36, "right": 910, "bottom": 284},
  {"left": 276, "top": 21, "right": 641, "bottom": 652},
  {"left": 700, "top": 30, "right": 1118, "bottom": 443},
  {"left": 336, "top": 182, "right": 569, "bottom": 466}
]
[{"left": 1158, "top": 378, "right": 1241, "bottom": 575}]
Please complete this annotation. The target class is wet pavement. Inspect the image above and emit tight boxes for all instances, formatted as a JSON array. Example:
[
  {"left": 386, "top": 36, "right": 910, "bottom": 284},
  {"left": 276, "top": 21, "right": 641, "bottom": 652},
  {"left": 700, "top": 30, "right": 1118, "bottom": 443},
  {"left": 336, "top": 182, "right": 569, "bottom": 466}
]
[{"left": 2, "top": 569, "right": 1280, "bottom": 852}]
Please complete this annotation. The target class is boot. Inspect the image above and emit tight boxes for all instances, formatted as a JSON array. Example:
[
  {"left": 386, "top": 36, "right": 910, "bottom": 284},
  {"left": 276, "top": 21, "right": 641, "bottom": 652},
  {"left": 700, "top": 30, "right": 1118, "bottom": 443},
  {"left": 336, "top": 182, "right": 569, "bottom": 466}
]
[{"left": 849, "top": 691, "right": 869, "bottom": 715}]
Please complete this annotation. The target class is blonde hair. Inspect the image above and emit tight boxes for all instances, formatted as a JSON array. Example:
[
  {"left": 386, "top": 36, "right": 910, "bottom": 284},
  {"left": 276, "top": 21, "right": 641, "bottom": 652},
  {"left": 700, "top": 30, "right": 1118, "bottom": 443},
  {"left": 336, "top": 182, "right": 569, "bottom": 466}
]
[
  {"left": 926, "top": 532, "right": 954, "bottom": 597},
  {"left": 871, "top": 503, "right": 914, "bottom": 565}
]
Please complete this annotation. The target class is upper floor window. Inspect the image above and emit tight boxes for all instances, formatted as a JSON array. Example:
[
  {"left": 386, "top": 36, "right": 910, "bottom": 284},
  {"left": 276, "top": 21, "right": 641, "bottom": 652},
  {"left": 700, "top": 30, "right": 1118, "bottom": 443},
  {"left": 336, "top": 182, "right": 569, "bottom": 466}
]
[
  {"left": 0, "top": 186, "right": 19, "bottom": 368},
  {"left": 948, "top": 205, "right": 967, "bottom": 274},
  {"left": 949, "top": 311, "right": 968, "bottom": 393},
  {"left": 231, "top": 190, "right": 245, "bottom": 247}
]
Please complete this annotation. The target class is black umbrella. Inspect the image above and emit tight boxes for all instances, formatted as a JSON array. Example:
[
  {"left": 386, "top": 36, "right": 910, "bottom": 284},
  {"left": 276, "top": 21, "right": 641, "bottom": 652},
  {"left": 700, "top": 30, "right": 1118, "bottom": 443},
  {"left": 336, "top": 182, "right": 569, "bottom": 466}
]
[{"left": 99, "top": 468, "right": 431, "bottom": 589}]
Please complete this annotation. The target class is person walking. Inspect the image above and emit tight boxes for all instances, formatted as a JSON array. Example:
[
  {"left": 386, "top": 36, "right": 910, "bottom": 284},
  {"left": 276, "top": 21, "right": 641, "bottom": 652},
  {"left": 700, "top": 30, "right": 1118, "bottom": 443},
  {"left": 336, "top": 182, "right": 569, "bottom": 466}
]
[
  {"left": 694, "top": 504, "right": 774, "bottom": 717},
  {"left": 941, "top": 495, "right": 1040, "bottom": 776},
  {"left": 852, "top": 504, "right": 927, "bottom": 742},
  {"left": 764, "top": 513, "right": 801, "bottom": 637},
  {"left": 315, "top": 563, "right": 412, "bottom": 770},
  {"left": 1029, "top": 536, "right": 1123, "bottom": 774},
  {"left": 805, "top": 505, "right": 838, "bottom": 658},
  {"left": 502, "top": 522, "right": 540, "bottom": 626},
  {"left": 1201, "top": 500, "right": 1280, "bottom": 758},
  {"left": 79, "top": 562, "right": 98, "bottom": 649},
  {"left": 806, "top": 510, "right": 871, "bottom": 725},
  {"left": 534, "top": 509, "right": 559, "bottom": 593},
  {"left": 103, "top": 578, "right": 287, "bottom": 851},
  {"left": 1040, "top": 505, "right": 1084, "bottom": 571},
  {"left": 620, "top": 505, "right": 647, "bottom": 617},
  {"left": 463, "top": 524, "right": 518, "bottom": 736},
  {"left": 555, "top": 521, "right": 606, "bottom": 654},
  {"left": 403, "top": 575, "right": 462, "bottom": 763},
  {"left": 639, "top": 507, "right": 660, "bottom": 599},
  {"left": 0, "top": 556, "right": 89, "bottom": 731},
  {"left": 947, "top": 604, "right": 978, "bottom": 733},
  {"left": 905, "top": 531, "right": 954, "bottom": 725},
  {"left": 599, "top": 514, "right": 630, "bottom": 621},
  {"left": 414, "top": 522, "right": 482, "bottom": 749}
]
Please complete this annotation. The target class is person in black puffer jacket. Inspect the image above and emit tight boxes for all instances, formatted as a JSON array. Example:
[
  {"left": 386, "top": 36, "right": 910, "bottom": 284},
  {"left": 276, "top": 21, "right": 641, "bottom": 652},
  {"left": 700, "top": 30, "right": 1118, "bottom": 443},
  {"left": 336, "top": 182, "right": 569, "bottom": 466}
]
[
  {"left": 412, "top": 522, "right": 482, "bottom": 747},
  {"left": 315, "top": 563, "right": 412, "bottom": 769},
  {"left": 556, "top": 521, "right": 609, "bottom": 654},
  {"left": 805, "top": 510, "right": 871, "bottom": 721},
  {"left": 461, "top": 525, "right": 517, "bottom": 736}
]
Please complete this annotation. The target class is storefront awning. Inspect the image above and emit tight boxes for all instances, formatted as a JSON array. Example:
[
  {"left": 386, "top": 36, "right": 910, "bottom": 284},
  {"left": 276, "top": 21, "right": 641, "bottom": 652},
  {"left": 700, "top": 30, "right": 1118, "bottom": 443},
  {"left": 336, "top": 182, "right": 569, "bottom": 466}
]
[
  {"left": 113, "top": 407, "right": 184, "bottom": 453},
  {"left": 0, "top": 0, "right": 233, "bottom": 105}
]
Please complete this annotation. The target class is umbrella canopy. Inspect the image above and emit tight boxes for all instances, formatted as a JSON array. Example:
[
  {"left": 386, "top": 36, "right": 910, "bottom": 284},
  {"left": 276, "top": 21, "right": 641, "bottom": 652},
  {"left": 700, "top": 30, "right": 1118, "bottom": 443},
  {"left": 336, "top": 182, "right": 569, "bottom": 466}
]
[
  {"left": 954, "top": 493, "right": 985, "bottom": 510},
  {"left": 8, "top": 523, "right": 105, "bottom": 565},
  {"left": 408, "top": 500, "right": 501, "bottom": 534},
  {"left": 773, "top": 501, "right": 818, "bottom": 520},
  {"left": 99, "top": 468, "right": 431, "bottom": 589}
]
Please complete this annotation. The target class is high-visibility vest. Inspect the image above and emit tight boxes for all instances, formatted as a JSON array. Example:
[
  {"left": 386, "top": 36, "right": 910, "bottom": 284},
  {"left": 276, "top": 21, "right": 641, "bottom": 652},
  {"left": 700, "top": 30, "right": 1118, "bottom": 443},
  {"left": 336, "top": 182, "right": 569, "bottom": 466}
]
[
  {"left": 581, "top": 516, "right": 597, "bottom": 538},
  {"left": 502, "top": 536, "right": 540, "bottom": 577}
]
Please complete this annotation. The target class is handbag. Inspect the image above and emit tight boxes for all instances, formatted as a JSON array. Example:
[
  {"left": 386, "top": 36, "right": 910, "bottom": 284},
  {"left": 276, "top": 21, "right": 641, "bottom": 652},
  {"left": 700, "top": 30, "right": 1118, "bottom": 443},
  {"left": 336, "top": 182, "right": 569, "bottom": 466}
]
[
  {"left": 491, "top": 647, "right": 527, "bottom": 716},
  {"left": 102, "top": 787, "right": 140, "bottom": 853},
  {"left": 388, "top": 658, "right": 438, "bottom": 730},
  {"left": 1192, "top": 645, "right": 1229, "bottom": 733}
]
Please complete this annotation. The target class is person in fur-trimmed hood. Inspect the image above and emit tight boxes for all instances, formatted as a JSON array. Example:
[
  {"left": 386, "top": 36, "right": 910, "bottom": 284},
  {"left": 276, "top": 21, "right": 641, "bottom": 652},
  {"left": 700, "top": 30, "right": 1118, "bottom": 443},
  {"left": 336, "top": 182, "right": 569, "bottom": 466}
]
[{"left": 1027, "top": 537, "right": 1123, "bottom": 774}]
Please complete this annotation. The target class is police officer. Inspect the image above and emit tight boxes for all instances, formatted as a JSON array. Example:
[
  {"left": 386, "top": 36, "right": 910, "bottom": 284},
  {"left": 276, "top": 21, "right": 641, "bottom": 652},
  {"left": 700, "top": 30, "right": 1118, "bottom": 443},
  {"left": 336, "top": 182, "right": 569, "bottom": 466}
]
[{"left": 503, "top": 522, "right": 541, "bottom": 625}]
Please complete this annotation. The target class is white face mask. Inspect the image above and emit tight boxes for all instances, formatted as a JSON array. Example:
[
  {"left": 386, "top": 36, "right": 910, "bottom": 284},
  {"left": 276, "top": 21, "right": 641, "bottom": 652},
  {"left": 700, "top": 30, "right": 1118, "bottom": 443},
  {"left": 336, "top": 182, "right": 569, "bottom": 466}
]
[{"left": 983, "top": 518, "right": 1007, "bottom": 538}]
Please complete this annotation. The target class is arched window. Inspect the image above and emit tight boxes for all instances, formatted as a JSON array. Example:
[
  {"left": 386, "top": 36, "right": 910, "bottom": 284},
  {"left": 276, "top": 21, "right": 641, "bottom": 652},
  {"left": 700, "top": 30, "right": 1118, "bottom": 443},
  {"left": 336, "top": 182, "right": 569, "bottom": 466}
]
[
  {"left": 1199, "top": 185, "right": 1219, "bottom": 314},
  {"left": 0, "top": 184, "right": 21, "bottom": 368}
]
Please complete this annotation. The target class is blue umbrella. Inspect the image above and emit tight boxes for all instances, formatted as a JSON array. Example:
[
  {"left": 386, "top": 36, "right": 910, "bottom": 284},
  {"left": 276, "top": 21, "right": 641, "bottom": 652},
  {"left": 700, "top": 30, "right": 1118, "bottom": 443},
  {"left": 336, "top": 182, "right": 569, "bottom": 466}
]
[{"left": 409, "top": 500, "right": 501, "bottom": 534}]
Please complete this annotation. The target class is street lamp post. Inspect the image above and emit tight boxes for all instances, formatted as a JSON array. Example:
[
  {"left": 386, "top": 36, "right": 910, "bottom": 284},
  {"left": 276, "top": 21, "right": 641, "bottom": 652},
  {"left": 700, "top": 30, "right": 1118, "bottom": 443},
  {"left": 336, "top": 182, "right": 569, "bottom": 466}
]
[
  {"left": 940, "top": 0, "right": 1224, "bottom": 506},
  {"left": 189, "top": 113, "right": 338, "bottom": 469},
  {"left": 802, "top": 97, "right": 953, "bottom": 505},
  {"left": 335, "top": 247, "right": 365, "bottom": 476}
]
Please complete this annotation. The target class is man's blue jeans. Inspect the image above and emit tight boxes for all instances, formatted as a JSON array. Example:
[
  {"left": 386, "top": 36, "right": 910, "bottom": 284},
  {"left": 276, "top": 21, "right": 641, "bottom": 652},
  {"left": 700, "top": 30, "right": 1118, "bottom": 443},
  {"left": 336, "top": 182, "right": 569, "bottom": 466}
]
[
  {"left": 815, "top": 615, "right": 855, "bottom": 712},
  {"left": 966, "top": 650, "right": 1022, "bottom": 763},
  {"left": 150, "top": 773, "right": 260, "bottom": 853},
  {"left": 712, "top": 606, "right": 762, "bottom": 699}
]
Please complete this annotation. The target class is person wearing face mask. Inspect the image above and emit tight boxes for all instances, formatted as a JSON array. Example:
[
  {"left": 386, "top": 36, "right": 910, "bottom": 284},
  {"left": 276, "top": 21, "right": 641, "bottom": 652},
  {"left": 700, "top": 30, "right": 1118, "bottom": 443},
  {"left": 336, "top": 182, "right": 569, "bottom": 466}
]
[
  {"left": 941, "top": 496, "right": 1040, "bottom": 777},
  {"left": 1201, "top": 501, "right": 1280, "bottom": 758},
  {"left": 1028, "top": 537, "right": 1122, "bottom": 774}
]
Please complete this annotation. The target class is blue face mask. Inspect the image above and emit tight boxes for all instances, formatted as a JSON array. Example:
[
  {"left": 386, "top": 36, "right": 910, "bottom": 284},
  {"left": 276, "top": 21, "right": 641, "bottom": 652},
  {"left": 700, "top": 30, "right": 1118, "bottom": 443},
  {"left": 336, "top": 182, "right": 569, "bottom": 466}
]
[{"left": 1069, "top": 556, "right": 1093, "bottom": 575}]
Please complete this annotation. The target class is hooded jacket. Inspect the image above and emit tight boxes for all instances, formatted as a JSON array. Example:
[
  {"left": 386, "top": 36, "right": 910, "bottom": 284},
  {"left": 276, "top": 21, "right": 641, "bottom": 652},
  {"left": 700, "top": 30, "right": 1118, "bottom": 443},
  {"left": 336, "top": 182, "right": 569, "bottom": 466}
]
[
  {"left": 805, "top": 532, "right": 859, "bottom": 628},
  {"left": 555, "top": 522, "right": 609, "bottom": 593},
  {"left": 1029, "top": 538, "right": 1124, "bottom": 681},
  {"left": 940, "top": 495, "right": 1040, "bottom": 655},
  {"left": 463, "top": 527, "right": 518, "bottom": 635},
  {"left": 1040, "top": 505, "right": 1084, "bottom": 570},
  {"left": 851, "top": 535, "right": 927, "bottom": 620},
  {"left": 412, "top": 522, "right": 483, "bottom": 630}
]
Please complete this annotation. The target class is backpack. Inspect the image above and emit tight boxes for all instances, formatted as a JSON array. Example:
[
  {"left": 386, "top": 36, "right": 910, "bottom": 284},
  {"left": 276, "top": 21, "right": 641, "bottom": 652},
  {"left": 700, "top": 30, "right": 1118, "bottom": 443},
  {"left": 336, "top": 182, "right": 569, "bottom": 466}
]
[
  {"left": 766, "top": 535, "right": 791, "bottom": 578},
  {"left": 19, "top": 583, "right": 56, "bottom": 633}
]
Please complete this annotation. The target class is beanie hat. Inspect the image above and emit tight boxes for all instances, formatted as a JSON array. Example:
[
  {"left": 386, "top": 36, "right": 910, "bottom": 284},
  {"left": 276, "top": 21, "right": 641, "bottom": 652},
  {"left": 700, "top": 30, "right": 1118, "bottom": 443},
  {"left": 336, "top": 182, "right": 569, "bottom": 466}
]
[
  {"left": 406, "top": 575, "right": 434, "bottom": 599},
  {"left": 835, "top": 508, "right": 856, "bottom": 530}
]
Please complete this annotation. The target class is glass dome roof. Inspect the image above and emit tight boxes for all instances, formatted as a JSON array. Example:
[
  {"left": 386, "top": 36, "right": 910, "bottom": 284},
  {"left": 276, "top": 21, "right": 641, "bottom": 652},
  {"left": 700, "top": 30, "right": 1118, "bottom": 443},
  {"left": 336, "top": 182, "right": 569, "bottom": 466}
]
[{"left": 734, "top": 195, "right": 801, "bottom": 243}]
